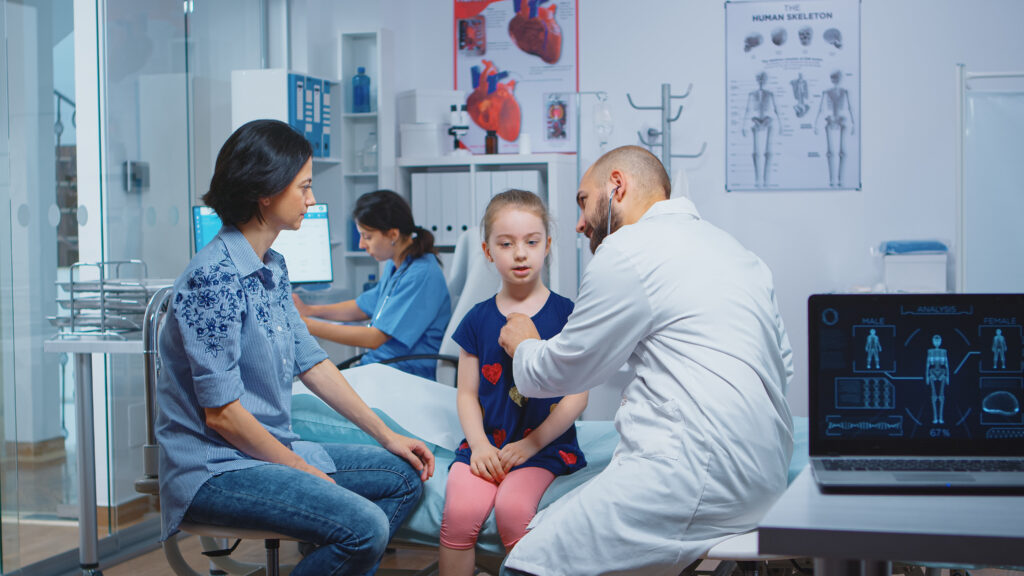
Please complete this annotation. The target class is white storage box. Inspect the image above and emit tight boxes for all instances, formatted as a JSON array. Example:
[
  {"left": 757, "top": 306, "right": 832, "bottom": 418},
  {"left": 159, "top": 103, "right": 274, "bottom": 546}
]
[
  {"left": 397, "top": 89, "right": 464, "bottom": 125},
  {"left": 400, "top": 123, "right": 448, "bottom": 158},
  {"left": 884, "top": 253, "right": 948, "bottom": 293}
]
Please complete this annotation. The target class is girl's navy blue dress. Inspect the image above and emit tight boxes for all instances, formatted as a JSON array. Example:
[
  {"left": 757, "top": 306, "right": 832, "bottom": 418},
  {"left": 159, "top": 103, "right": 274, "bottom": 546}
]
[{"left": 451, "top": 292, "right": 586, "bottom": 475}]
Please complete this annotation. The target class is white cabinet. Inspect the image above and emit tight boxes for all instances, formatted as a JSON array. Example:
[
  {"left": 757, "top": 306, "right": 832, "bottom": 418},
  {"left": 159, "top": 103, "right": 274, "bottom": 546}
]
[
  {"left": 398, "top": 154, "right": 579, "bottom": 297},
  {"left": 229, "top": 68, "right": 346, "bottom": 296}
]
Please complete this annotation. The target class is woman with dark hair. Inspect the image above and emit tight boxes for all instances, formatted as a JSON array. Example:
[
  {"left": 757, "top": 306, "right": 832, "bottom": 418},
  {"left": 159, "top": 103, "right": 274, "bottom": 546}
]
[
  {"left": 156, "top": 120, "right": 434, "bottom": 576},
  {"left": 293, "top": 189, "right": 452, "bottom": 379}
]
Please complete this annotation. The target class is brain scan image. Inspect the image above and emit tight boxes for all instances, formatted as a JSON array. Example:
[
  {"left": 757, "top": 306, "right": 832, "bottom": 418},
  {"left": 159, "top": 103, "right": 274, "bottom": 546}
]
[
  {"left": 983, "top": 390, "right": 1021, "bottom": 417},
  {"left": 744, "top": 33, "right": 763, "bottom": 52},
  {"left": 771, "top": 27, "right": 787, "bottom": 46},
  {"left": 824, "top": 27, "right": 843, "bottom": 49}
]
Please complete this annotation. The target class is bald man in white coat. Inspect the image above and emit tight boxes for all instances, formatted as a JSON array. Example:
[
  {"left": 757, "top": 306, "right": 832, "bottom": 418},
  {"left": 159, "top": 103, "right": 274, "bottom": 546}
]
[{"left": 498, "top": 146, "right": 794, "bottom": 576}]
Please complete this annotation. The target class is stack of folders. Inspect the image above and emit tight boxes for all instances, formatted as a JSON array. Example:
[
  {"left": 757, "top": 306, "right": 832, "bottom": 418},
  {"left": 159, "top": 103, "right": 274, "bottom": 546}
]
[{"left": 411, "top": 170, "right": 542, "bottom": 246}]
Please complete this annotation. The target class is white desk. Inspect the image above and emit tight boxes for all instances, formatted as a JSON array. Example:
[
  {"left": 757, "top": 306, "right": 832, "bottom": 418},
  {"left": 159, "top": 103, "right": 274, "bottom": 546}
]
[
  {"left": 45, "top": 334, "right": 144, "bottom": 576},
  {"left": 758, "top": 469, "right": 1024, "bottom": 574}
]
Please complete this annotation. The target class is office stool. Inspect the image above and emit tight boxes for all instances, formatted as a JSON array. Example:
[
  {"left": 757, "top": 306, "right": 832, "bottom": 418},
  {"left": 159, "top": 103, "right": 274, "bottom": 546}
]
[{"left": 168, "top": 522, "right": 298, "bottom": 576}]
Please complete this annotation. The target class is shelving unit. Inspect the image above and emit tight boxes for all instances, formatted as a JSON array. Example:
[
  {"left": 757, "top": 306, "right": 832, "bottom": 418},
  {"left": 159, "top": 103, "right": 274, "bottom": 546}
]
[
  {"left": 397, "top": 154, "right": 579, "bottom": 296},
  {"left": 230, "top": 68, "right": 348, "bottom": 299},
  {"left": 337, "top": 29, "right": 395, "bottom": 296}
]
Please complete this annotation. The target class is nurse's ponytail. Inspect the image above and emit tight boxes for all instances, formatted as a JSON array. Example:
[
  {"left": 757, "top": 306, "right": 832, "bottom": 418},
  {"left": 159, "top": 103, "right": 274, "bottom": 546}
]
[
  {"left": 407, "top": 225, "right": 437, "bottom": 263},
  {"left": 353, "top": 189, "right": 440, "bottom": 264}
]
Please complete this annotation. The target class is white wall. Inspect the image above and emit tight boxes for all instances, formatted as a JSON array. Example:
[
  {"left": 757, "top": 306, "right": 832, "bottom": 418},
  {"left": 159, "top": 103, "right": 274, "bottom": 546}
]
[{"left": 303, "top": 0, "right": 1024, "bottom": 416}]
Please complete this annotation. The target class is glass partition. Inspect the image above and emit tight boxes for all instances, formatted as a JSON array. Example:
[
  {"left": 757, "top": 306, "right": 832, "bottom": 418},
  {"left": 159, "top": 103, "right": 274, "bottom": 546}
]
[
  {"left": 0, "top": 1, "right": 268, "bottom": 572},
  {"left": 1, "top": 0, "right": 76, "bottom": 571}
]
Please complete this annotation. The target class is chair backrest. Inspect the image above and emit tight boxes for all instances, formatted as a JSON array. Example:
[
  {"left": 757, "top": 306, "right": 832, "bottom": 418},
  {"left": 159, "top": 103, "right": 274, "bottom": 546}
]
[
  {"left": 136, "top": 286, "right": 173, "bottom": 496},
  {"left": 438, "top": 227, "right": 501, "bottom": 385}
]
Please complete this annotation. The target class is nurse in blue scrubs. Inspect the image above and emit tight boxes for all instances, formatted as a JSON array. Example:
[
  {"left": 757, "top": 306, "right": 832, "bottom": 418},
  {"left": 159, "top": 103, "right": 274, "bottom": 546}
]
[{"left": 293, "top": 190, "right": 452, "bottom": 379}]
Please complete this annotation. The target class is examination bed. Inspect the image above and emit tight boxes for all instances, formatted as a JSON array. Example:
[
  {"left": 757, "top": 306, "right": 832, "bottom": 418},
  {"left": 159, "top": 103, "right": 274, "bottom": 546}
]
[{"left": 291, "top": 363, "right": 811, "bottom": 559}]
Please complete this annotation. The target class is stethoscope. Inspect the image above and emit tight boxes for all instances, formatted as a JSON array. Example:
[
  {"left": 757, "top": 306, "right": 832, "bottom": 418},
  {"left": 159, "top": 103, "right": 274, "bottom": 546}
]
[
  {"left": 607, "top": 186, "right": 619, "bottom": 236},
  {"left": 371, "top": 258, "right": 411, "bottom": 327}
]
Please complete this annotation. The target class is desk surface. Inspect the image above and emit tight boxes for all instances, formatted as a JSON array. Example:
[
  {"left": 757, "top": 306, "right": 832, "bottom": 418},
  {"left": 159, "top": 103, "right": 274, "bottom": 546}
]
[
  {"left": 758, "top": 468, "right": 1024, "bottom": 567},
  {"left": 44, "top": 334, "right": 144, "bottom": 354}
]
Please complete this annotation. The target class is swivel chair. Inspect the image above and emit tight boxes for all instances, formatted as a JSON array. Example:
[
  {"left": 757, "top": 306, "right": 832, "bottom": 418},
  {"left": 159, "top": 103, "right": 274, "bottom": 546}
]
[{"left": 135, "top": 287, "right": 298, "bottom": 576}]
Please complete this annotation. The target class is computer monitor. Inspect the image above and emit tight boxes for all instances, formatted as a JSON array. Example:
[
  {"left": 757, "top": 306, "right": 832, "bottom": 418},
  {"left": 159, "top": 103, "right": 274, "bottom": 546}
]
[{"left": 192, "top": 204, "right": 334, "bottom": 284}]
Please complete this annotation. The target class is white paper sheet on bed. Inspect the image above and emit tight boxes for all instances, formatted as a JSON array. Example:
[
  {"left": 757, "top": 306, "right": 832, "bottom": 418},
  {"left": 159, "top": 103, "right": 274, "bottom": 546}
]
[{"left": 293, "top": 363, "right": 465, "bottom": 451}]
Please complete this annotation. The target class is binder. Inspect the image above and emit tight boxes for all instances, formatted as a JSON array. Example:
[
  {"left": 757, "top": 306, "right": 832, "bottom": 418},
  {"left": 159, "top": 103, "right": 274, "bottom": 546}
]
[
  {"left": 517, "top": 170, "right": 542, "bottom": 195},
  {"left": 411, "top": 172, "right": 428, "bottom": 229},
  {"left": 455, "top": 172, "right": 473, "bottom": 238},
  {"left": 439, "top": 172, "right": 459, "bottom": 245},
  {"left": 288, "top": 73, "right": 305, "bottom": 135},
  {"left": 490, "top": 171, "right": 509, "bottom": 197},
  {"left": 425, "top": 173, "right": 443, "bottom": 245},
  {"left": 322, "top": 81, "right": 332, "bottom": 158},
  {"left": 307, "top": 76, "right": 323, "bottom": 157},
  {"left": 474, "top": 171, "right": 492, "bottom": 227}
]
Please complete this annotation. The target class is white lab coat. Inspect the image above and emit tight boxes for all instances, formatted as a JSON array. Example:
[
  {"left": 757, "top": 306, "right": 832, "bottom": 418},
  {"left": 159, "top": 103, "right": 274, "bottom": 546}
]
[{"left": 504, "top": 197, "right": 794, "bottom": 576}]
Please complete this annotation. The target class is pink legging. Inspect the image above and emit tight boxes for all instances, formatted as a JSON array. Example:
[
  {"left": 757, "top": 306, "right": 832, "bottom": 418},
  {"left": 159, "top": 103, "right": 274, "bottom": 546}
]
[{"left": 440, "top": 462, "right": 556, "bottom": 550}]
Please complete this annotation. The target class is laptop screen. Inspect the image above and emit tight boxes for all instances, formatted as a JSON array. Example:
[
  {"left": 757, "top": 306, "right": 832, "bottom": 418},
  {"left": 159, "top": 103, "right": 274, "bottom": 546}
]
[
  {"left": 808, "top": 293, "right": 1024, "bottom": 456},
  {"left": 192, "top": 204, "right": 334, "bottom": 284}
]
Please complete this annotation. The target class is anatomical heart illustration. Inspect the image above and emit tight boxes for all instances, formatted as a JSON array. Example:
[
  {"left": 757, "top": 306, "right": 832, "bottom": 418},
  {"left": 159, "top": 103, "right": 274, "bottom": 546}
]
[
  {"left": 466, "top": 59, "right": 522, "bottom": 142},
  {"left": 508, "top": 0, "right": 562, "bottom": 64}
]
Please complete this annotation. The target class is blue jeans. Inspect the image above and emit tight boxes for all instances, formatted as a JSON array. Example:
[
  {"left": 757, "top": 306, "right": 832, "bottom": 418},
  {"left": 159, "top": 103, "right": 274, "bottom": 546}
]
[{"left": 185, "top": 443, "right": 423, "bottom": 576}]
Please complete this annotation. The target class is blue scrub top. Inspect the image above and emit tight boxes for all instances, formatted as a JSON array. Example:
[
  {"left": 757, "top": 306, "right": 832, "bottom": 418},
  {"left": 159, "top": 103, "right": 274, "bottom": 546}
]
[{"left": 355, "top": 255, "right": 451, "bottom": 379}]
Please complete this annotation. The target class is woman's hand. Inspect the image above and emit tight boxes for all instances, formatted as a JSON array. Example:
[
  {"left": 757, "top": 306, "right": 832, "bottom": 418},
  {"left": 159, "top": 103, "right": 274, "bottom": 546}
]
[
  {"left": 292, "top": 293, "right": 311, "bottom": 317},
  {"left": 291, "top": 459, "right": 334, "bottom": 483},
  {"left": 498, "top": 436, "right": 540, "bottom": 472},
  {"left": 469, "top": 442, "right": 505, "bottom": 483},
  {"left": 381, "top": 432, "right": 436, "bottom": 482}
]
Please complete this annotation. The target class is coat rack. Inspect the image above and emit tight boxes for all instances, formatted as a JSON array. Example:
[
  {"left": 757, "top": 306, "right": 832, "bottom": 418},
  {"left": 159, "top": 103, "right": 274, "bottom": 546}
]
[{"left": 627, "top": 83, "right": 707, "bottom": 178}]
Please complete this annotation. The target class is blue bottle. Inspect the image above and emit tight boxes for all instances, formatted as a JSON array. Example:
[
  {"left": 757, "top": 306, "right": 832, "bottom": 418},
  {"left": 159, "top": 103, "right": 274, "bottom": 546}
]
[
  {"left": 362, "top": 274, "right": 378, "bottom": 293},
  {"left": 352, "top": 67, "right": 371, "bottom": 113}
]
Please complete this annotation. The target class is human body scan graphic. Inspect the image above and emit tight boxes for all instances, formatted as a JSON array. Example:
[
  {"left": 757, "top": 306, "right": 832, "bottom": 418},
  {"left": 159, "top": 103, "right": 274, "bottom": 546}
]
[
  {"left": 814, "top": 70, "right": 855, "bottom": 188},
  {"left": 742, "top": 72, "right": 781, "bottom": 188},
  {"left": 926, "top": 334, "right": 950, "bottom": 425},
  {"left": 992, "top": 329, "right": 1008, "bottom": 370},
  {"left": 865, "top": 328, "right": 881, "bottom": 369},
  {"left": 791, "top": 73, "right": 810, "bottom": 118}
]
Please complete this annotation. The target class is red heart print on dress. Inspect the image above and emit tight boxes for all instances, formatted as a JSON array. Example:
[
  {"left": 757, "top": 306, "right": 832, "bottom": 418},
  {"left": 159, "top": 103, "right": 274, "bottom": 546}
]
[
  {"left": 492, "top": 429, "right": 507, "bottom": 447},
  {"left": 481, "top": 363, "right": 502, "bottom": 385}
]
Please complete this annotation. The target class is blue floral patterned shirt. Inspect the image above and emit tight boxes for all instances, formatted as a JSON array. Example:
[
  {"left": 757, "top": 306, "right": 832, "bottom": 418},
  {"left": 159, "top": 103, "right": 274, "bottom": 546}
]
[{"left": 155, "top": 225, "right": 330, "bottom": 540}]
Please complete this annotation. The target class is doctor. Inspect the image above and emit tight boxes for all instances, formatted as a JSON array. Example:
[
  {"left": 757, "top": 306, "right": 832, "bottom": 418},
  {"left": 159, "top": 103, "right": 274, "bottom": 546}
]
[
  {"left": 294, "top": 190, "right": 451, "bottom": 379},
  {"left": 498, "top": 146, "right": 794, "bottom": 576}
]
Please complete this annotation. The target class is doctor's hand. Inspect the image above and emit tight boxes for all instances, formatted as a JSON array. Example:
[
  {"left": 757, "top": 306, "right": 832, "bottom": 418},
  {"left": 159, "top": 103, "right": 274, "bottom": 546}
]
[
  {"left": 499, "top": 313, "right": 541, "bottom": 358},
  {"left": 469, "top": 443, "right": 506, "bottom": 483},
  {"left": 499, "top": 437, "right": 540, "bottom": 472},
  {"left": 381, "top": 433, "right": 436, "bottom": 482}
]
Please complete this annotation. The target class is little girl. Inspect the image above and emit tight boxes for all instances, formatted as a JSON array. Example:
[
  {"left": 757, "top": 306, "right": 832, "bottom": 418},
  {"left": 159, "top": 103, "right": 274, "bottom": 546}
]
[{"left": 439, "top": 190, "right": 587, "bottom": 575}]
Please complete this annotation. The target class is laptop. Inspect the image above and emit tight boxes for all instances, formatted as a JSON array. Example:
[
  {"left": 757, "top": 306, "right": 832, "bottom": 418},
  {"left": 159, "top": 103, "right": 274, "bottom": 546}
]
[{"left": 808, "top": 293, "right": 1024, "bottom": 493}]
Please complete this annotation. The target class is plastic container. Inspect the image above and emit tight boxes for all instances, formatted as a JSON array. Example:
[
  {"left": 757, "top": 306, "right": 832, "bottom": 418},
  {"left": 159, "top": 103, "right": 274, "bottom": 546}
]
[
  {"left": 362, "top": 131, "right": 378, "bottom": 172},
  {"left": 400, "top": 123, "right": 444, "bottom": 157},
  {"left": 352, "top": 67, "right": 371, "bottom": 113}
]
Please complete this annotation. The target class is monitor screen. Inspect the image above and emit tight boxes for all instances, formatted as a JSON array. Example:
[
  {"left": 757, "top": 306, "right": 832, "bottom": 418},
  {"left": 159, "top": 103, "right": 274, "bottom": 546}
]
[
  {"left": 192, "top": 204, "right": 334, "bottom": 284},
  {"left": 809, "top": 293, "right": 1024, "bottom": 455}
]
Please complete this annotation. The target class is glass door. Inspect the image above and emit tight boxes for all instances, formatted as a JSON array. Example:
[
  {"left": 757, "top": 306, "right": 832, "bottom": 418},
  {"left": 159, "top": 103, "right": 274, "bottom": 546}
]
[
  {"left": 99, "top": 0, "right": 191, "bottom": 539},
  {"left": 1, "top": 0, "right": 78, "bottom": 571}
]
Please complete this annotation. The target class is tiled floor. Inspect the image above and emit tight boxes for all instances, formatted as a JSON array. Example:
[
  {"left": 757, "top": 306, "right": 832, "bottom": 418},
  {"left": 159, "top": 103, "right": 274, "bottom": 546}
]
[{"left": 103, "top": 539, "right": 445, "bottom": 576}]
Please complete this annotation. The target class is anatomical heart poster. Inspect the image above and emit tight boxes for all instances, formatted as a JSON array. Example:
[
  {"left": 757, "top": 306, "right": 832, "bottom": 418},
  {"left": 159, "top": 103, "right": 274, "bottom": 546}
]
[
  {"left": 455, "top": 0, "right": 578, "bottom": 154},
  {"left": 725, "top": 0, "right": 860, "bottom": 191}
]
